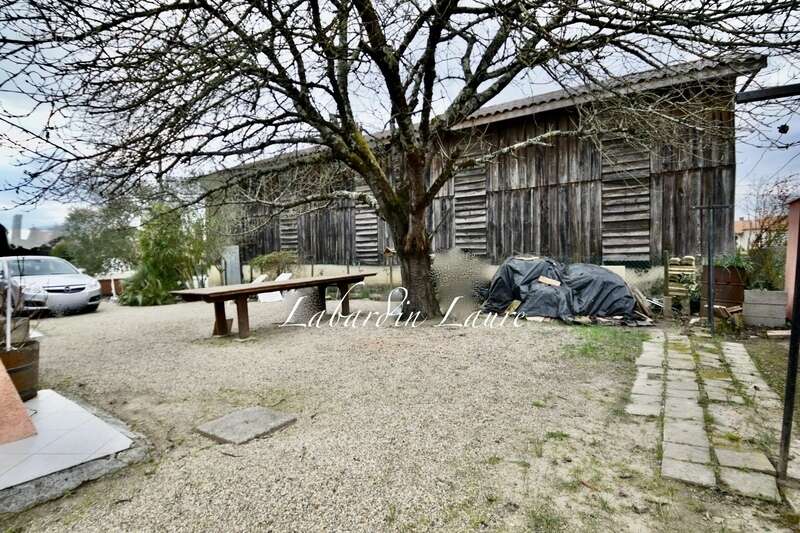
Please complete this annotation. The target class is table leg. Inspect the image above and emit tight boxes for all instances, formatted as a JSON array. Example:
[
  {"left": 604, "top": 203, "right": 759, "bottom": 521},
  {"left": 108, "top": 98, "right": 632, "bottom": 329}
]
[
  {"left": 318, "top": 285, "right": 327, "bottom": 311},
  {"left": 213, "top": 301, "right": 229, "bottom": 336},
  {"left": 337, "top": 283, "right": 350, "bottom": 315},
  {"left": 235, "top": 297, "right": 250, "bottom": 339}
]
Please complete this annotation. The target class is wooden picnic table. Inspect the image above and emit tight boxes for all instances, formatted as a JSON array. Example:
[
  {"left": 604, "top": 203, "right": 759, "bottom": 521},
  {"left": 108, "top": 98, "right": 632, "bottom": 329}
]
[{"left": 172, "top": 273, "right": 376, "bottom": 339}]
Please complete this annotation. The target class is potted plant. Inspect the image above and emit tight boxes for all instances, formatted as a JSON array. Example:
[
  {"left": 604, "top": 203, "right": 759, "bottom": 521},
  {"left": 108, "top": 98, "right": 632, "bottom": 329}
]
[{"left": 0, "top": 271, "right": 40, "bottom": 401}]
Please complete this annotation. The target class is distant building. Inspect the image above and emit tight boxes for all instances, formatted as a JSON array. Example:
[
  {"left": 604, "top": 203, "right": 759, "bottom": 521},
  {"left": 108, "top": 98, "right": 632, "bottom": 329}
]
[
  {"left": 734, "top": 218, "right": 760, "bottom": 250},
  {"left": 2, "top": 214, "right": 64, "bottom": 254},
  {"left": 735, "top": 217, "right": 787, "bottom": 250}
]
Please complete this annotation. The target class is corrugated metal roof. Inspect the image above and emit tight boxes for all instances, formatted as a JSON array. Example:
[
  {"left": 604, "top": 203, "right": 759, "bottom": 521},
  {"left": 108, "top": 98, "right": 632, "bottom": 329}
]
[
  {"left": 453, "top": 54, "right": 766, "bottom": 129},
  {"left": 206, "top": 54, "right": 767, "bottom": 178}
]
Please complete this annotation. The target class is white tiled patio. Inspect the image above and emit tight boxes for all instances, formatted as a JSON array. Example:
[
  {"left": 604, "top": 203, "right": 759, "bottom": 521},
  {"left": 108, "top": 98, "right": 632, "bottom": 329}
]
[{"left": 0, "top": 390, "right": 132, "bottom": 491}]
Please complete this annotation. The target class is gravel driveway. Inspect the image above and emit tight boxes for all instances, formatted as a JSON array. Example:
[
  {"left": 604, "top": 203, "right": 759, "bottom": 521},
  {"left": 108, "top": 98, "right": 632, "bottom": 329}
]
[{"left": 0, "top": 300, "right": 789, "bottom": 531}]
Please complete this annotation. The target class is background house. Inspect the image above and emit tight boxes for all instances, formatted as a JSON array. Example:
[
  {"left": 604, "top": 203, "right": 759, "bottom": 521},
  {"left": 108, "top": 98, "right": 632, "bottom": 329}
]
[{"left": 231, "top": 55, "right": 765, "bottom": 271}]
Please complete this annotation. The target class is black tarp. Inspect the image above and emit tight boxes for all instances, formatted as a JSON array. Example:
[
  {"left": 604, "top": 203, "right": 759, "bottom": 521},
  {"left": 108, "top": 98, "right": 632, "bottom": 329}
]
[{"left": 481, "top": 257, "right": 636, "bottom": 321}]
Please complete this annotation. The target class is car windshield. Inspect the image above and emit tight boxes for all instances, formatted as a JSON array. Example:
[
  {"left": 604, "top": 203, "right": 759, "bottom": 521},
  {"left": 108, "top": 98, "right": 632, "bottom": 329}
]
[{"left": 4, "top": 257, "right": 79, "bottom": 277}]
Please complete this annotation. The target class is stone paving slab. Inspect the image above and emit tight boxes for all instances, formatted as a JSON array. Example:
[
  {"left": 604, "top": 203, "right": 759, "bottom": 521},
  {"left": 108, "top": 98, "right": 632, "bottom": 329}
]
[
  {"left": 719, "top": 467, "right": 780, "bottom": 502},
  {"left": 630, "top": 393, "right": 661, "bottom": 406},
  {"left": 666, "top": 380, "right": 699, "bottom": 392},
  {"left": 666, "top": 370, "right": 696, "bottom": 381},
  {"left": 640, "top": 343, "right": 663, "bottom": 351},
  {"left": 704, "top": 378, "right": 733, "bottom": 387},
  {"left": 632, "top": 382, "right": 663, "bottom": 397},
  {"left": 663, "top": 442, "right": 711, "bottom": 464},
  {"left": 715, "top": 448, "right": 775, "bottom": 474},
  {"left": 666, "top": 388, "right": 700, "bottom": 400},
  {"left": 664, "top": 403, "right": 703, "bottom": 420},
  {"left": 661, "top": 458, "right": 715, "bottom": 487},
  {"left": 668, "top": 359, "right": 696, "bottom": 370},
  {"left": 706, "top": 389, "right": 743, "bottom": 403},
  {"left": 625, "top": 403, "right": 661, "bottom": 417},
  {"left": 664, "top": 419, "right": 709, "bottom": 447},
  {"left": 636, "top": 355, "right": 664, "bottom": 367},
  {"left": 638, "top": 368, "right": 664, "bottom": 379},
  {"left": 196, "top": 407, "right": 297, "bottom": 445}
]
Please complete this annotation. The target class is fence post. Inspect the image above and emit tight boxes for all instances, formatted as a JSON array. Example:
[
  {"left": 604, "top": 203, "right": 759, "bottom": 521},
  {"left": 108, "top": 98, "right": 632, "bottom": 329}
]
[{"left": 663, "top": 249, "right": 672, "bottom": 318}]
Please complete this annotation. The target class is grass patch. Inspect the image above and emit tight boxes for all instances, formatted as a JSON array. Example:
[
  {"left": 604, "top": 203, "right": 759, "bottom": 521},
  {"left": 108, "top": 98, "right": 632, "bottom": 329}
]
[
  {"left": 545, "top": 431, "right": 569, "bottom": 441},
  {"left": 526, "top": 501, "right": 568, "bottom": 532},
  {"left": 744, "top": 338, "right": 797, "bottom": 423},
  {"left": 723, "top": 431, "right": 742, "bottom": 443},
  {"left": 529, "top": 438, "right": 544, "bottom": 458},
  {"left": 532, "top": 399, "right": 547, "bottom": 408},
  {"left": 485, "top": 455, "right": 502, "bottom": 465},
  {"left": 565, "top": 326, "right": 649, "bottom": 363},
  {"left": 697, "top": 368, "right": 730, "bottom": 381}
]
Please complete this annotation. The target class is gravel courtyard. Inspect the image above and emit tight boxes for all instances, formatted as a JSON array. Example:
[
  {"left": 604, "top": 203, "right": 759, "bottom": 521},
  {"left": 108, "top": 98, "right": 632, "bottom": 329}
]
[{"left": 0, "top": 300, "right": 792, "bottom": 531}]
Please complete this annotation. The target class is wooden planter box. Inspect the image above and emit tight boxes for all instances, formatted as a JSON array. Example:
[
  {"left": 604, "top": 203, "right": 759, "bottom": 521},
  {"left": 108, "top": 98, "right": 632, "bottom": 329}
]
[
  {"left": 98, "top": 278, "right": 124, "bottom": 297},
  {"left": 744, "top": 290, "right": 787, "bottom": 327},
  {"left": 0, "top": 340, "right": 39, "bottom": 401},
  {"left": 701, "top": 266, "right": 746, "bottom": 309}
]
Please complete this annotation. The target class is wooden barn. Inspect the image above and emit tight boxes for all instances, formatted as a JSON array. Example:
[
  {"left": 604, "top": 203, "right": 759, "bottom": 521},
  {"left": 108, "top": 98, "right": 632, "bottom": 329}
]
[{"left": 234, "top": 55, "right": 765, "bottom": 268}]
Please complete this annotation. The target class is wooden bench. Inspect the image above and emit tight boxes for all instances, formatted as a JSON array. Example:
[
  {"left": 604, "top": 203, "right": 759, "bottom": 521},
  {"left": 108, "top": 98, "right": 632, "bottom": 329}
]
[{"left": 172, "top": 273, "right": 376, "bottom": 339}]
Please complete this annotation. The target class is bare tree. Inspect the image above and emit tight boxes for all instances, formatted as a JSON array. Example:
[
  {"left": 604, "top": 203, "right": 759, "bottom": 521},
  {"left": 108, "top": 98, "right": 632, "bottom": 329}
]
[
  {"left": 741, "top": 173, "right": 799, "bottom": 289},
  {"left": 1, "top": 0, "right": 800, "bottom": 316}
]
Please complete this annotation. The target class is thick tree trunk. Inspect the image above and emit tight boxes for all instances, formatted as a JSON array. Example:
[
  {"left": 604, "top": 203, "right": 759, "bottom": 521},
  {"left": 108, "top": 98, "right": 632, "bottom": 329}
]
[
  {"left": 398, "top": 248, "right": 439, "bottom": 318},
  {"left": 390, "top": 211, "right": 441, "bottom": 318}
]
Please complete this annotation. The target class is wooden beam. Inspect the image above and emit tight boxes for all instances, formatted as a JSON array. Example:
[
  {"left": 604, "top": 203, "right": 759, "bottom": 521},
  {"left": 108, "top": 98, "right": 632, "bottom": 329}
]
[{"left": 736, "top": 83, "right": 800, "bottom": 104}]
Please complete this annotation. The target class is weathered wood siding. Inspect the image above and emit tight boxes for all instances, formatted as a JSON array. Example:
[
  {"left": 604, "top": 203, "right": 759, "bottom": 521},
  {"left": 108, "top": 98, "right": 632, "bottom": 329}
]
[
  {"left": 238, "top": 91, "right": 736, "bottom": 268},
  {"left": 651, "top": 107, "right": 736, "bottom": 259},
  {"left": 601, "top": 136, "right": 652, "bottom": 263},
  {"left": 295, "top": 200, "right": 354, "bottom": 264},
  {"left": 279, "top": 213, "right": 299, "bottom": 252},
  {"left": 434, "top": 113, "right": 602, "bottom": 263}
]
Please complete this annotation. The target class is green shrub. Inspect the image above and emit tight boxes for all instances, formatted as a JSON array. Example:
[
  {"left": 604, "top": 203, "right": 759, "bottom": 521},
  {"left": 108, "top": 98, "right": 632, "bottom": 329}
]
[
  {"left": 119, "top": 205, "right": 186, "bottom": 306},
  {"left": 715, "top": 251, "right": 754, "bottom": 272},
  {"left": 250, "top": 251, "right": 299, "bottom": 279},
  {"left": 747, "top": 246, "right": 786, "bottom": 290}
]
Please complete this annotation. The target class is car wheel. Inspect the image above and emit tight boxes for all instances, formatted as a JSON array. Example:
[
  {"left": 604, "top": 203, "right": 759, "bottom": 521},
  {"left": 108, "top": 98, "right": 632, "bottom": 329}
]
[{"left": 85, "top": 304, "right": 99, "bottom": 313}]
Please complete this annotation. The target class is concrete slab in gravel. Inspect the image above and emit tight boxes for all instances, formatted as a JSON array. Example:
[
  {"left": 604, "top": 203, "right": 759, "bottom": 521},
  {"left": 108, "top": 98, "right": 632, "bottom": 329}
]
[
  {"left": 667, "top": 359, "right": 695, "bottom": 370},
  {"left": 667, "top": 380, "right": 699, "bottom": 392},
  {"left": 664, "top": 403, "right": 704, "bottom": 420},
  {"left": 719, "top": 467, "right": 780, "bottom": 502},
  {"left": 706, "top": 389, "right": 744, "bottom": 403},
  {"left": 663, "top": 419, "right": 709, "bottom": 447},
  {"left": 629, "top": 393, "right": 661, "bottom": 405},
  {"left": 715, "top": 449, "right": 775, "bottom": 474},
  {"left": 196, "top": 407, "right": 296, "bottom": 445},
  {"left": 625, "top": 403, "right": 661, "bottom": 417},
  {"left": 631, "top": 382, "right": 663, "bottom": 397},
  {"left": 637, "top": 368, "right": 664, "bottom": 380},
  {"left": 661, "top": 458, "right": 715, "bottom": 487},
  {"left": 636, "top": 356, "right": 664, "bottom": 368},
  {"left": 666, "top": 370, "right": 696, "bottom": 381},
  {"left": 666, "top": 388, "right": 700, "bottom": 400},
  {"left": 663, "top": 442, "right": 710, "bottom": 464}
]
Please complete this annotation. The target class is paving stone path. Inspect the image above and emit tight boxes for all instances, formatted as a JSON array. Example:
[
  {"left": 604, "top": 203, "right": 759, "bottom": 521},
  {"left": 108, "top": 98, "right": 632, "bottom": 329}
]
[{"left": 625, "top": 330, "right": 784, "bottom": 502}]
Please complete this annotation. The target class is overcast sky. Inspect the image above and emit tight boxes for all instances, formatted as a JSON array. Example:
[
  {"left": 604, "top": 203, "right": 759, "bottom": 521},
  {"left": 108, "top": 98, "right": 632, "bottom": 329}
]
[{"left": 0, "top": 58, "right": 798, "bottom": 231}]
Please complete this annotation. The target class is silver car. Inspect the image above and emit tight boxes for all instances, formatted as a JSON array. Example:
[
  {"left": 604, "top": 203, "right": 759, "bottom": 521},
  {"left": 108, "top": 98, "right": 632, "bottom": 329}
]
[{"left": 2, "top": 256, "right": 102, "bottom": 314}]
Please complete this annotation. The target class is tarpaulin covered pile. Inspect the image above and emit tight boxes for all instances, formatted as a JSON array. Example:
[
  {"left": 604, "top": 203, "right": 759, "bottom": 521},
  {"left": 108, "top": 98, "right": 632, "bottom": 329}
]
[{"left": 481, "top": 257, "right": 638, "bottom": 321}]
